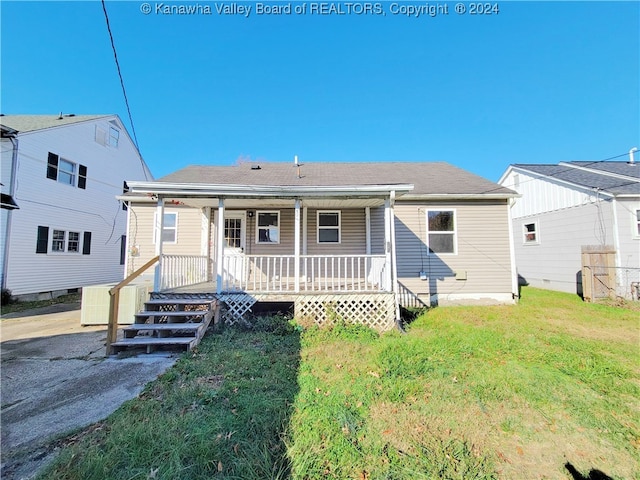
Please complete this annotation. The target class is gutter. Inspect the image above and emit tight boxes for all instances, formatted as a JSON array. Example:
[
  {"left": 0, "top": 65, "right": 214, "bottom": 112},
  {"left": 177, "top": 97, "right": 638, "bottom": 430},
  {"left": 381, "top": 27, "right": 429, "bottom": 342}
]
[{"left": 2, "top": 132, "right": 19, "bottom": 290}]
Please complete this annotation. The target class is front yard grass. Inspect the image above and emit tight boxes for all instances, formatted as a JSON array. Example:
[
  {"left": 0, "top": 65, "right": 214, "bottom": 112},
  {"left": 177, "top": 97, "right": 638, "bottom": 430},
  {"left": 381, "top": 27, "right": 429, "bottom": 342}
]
[{"left": 39, "top": 287, "right": 640, "bottom": 479}]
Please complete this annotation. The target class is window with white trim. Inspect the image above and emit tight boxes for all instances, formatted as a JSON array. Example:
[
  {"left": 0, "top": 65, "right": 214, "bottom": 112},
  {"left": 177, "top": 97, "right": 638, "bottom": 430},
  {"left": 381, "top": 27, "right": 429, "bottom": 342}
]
[
  {"left": 426, "top": 210, "right": 457, "bottom": 254},
  {"left": 109, "top": 126, "right": 120, "bottom": 148},
  {"left": 153, "top": 212, "right": 178, "bottom": 244},
  {"left": 523, "top": 222, "right": 539, "bottom": 244},
  {"left": 47, "top": 152, "right": 87, "bottom": 189},
  {"left": 36, "top": 226, "right": 91, "bottom": 255},
  {"left": 317, "top": 211, "right": 341, "bottom": 243},
  {"left": 257, "top": 211, "right": 280, "bottom": 244},
  {"left": 635, "top": 209, "right": 640, "bottom": 237}
]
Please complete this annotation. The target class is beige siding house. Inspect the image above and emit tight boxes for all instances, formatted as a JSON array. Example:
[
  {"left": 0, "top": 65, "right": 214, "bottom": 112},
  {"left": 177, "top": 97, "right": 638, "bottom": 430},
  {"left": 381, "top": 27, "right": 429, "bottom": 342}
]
[{"left": 122, "top": 161, "right": 518, "bottom": 330}]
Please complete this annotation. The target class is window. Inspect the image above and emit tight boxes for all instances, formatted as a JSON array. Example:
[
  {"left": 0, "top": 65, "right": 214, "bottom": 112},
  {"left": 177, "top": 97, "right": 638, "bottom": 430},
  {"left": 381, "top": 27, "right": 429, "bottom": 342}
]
[
  {"left": 109, "top": 126, "right": 120, "bottom": 148},
  {"left": 523, "top": 222, "right": 539, "bottom": 244},
  {"left": 153, "top": 212, "right": 178, "bottom": 244},
  {"left": 52, "top": 229, "right": 66, "bottom": 252},
  {"left": 46, "top": 152, "right": 87, "bottom": 189},
  {"left": 426, "top": 210, "right": 456, "bottom": 254},
  {"left": 36, "top": 227, "right": 90, "bottom": 254},
  {"left": 317, "top": 211, "right": 341, "bottom": 243},
  {"left": 635, "top": 209, "right": 640, "bottom": 237},
  {"left": 67, "top": 231, "right": 80, "bottom": 252},
  {"left": 257, "top": 211, "right": 279, "bottom": 243},
  {"left": 122, "top": 181, "right": 129, "bottom": 210},
  {"left": 120, "top": 235, "right": 127, "bottom": 265}
]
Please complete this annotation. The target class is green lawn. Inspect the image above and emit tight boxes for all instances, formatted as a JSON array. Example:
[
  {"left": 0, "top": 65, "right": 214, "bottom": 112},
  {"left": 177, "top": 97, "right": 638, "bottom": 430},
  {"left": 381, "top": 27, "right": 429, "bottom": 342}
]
[{"left": 40, "top": 288, "right": 640, "bottom": 479}]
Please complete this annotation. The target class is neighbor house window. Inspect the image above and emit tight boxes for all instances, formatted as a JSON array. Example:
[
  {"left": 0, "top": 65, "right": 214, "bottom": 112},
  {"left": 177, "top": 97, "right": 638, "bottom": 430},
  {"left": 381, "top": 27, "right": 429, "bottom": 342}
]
[
  {"left": 635, "top": 209, "right": 640, "bottom": 237},
  {"left": 523, "top": 222, "right": 539, "bottom": 244},
  {"left": 426, "top": 210, "right": 457, "bottom": 254},
  {"left": 109, "top": 126, "right": 120, "bottom": 148},
  {"left": 317, "top": 211, "right": 341, "bottom": 243},
  {"left": 153, "top": 212, "right": 178, "bottom": 244},
  {"left": 257, "top": 211, "right": 280, "bottom": 243},
  {"left": 36, "top": 226, "right": 91, "bottom": 254},
  {"left": 46, "top": 152, "right": 87, "bottom": 189}
]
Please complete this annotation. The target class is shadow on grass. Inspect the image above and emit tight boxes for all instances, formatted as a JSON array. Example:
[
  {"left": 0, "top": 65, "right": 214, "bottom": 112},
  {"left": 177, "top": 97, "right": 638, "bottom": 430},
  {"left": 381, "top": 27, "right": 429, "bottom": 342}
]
[
  {"left": 565, "top": 462, "right": 614, "bottom": 480},
  {"left": 38, "top": 317, "right": 302, "bottom": 480}
]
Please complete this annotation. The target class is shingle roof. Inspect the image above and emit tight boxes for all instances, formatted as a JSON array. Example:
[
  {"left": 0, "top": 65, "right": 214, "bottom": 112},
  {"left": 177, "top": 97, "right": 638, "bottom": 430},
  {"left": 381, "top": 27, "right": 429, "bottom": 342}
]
[
  {"left": 0, "top": 114, "right": 109, "bottom": 133},
  {"left": 157, "top": 161, "right": 515, "bottom": 196},
  {"left": 512, "top": 162, "right": 640, "bottom": 196}
]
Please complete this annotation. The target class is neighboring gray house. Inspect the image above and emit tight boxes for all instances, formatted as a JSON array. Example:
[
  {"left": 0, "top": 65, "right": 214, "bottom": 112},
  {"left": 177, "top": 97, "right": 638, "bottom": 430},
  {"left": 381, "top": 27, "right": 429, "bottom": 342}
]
[
  {"left": 499, "top": 158, "right": 640, "bottom": 298},
  {"left": 120, "top": 161, "right": 518, "bottom": 330},
  {"left": 0, "top": 114, "right": 153, "bottom": 300}
]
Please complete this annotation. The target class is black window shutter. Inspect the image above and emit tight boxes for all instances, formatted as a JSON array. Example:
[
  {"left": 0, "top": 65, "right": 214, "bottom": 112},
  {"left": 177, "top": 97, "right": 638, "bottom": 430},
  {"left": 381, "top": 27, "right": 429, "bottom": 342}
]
[
  {"left": 120, "top": 235, "right": 126, "bottom": 265},
  {"left": 36, "top": 226, "right": 49, "bottom": 253},
  {"left": 122, "top": 181, "right": 129, "bottom": 210},
  {"left": 78, "top": 165, "right": 87, "bottom": 189},
  {"left": 46, "top": 153, "right": 58, "bottom": 180},
  {"left": 82, "top": 232, "right": 92, "bottom": 255}
]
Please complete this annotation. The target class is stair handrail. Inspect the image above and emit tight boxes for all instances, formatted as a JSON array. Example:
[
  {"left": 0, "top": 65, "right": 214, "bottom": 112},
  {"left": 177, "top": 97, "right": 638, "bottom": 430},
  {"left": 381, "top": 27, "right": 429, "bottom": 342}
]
[{"left": 106, "top": 255, "right": 160, "bottom": 355}]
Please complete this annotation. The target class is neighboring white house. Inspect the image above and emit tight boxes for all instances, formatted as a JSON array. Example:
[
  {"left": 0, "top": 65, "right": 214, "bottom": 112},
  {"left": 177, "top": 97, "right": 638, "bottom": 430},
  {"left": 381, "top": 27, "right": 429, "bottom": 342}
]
[
  {"left": 0, "top": 114, "right": 153, "bottom": 300},
  {"left": 499, "top": 158, "right": 640, "bottom": 299}
]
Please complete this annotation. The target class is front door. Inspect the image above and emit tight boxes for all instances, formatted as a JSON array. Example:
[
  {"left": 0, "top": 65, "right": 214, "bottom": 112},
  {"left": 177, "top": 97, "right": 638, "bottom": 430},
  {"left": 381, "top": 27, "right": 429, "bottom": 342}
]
[{"left": 223, "top": 212, "right": 247, "bottom": 289}]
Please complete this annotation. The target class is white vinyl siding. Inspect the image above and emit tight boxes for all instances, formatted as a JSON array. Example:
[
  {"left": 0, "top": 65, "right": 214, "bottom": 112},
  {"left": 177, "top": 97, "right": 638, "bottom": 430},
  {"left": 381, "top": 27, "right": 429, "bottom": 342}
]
[{"left": 3, "top": 116, "right": 150, "bottom": 295}]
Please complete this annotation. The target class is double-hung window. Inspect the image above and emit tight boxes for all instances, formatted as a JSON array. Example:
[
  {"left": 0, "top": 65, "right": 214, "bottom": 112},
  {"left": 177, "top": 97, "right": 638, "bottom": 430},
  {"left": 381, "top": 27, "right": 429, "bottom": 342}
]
[
  {"left": 153, "top": 212, "right": 178, "bottom": 244},
  {"left": 257, "top": 211, "right": 280, "bottom": 244},
  {"left": 635, "top": 209, "right": 640, "bottom": 237},
  {"left": 37, "top": 226, "right": 90, "bottom": 254},
  {"left": 47, "top": 152, "right": 87, "bottom": 189},
  {"left": 317, "top": 211, "right": 341, "bottom": 243},
  {"left": 523, "top": 221, "right": 539, "bottom": 244},
  {"left": 426, "top": 210, "right": 457, "bottom": 254}
]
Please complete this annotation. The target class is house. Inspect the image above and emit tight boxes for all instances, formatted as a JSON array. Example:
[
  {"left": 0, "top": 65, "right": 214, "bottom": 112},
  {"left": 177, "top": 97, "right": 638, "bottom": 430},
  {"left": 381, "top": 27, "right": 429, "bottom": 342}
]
[
  {"left": 120, "top": 160, "right": 518, "bottom": 331},
  {"left": 498, "top": 156, "right": 640, "bottom": 299},
  {"left": 0, "top": 114, "right": 153, "bottom": 301}
]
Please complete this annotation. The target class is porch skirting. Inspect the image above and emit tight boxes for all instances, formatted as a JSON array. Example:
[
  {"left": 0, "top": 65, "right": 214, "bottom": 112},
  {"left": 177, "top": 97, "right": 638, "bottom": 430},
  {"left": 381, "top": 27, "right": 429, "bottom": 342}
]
[{"left": 151, "top": 290, "right": 397, "bottom": 332}]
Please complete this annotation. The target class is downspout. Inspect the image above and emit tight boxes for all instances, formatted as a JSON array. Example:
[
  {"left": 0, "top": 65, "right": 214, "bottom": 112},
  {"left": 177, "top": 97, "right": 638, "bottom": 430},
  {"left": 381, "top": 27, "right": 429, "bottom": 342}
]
[
  {"left": 2, "top": 134, "right": 19, "bottom": 291},
  {"left": 611, "top": 197, "right": 622, "bottom": 294},
  {"left": 506, "top": 197, "right": 519, "bottom": 301}
]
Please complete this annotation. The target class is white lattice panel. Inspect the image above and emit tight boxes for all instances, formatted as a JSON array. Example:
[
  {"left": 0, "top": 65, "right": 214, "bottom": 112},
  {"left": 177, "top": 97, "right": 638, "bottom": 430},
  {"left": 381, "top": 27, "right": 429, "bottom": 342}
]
[
  {"left": 295, "top": 293, "right": 396, "bottom": 331},
  {"left": 219, "top": 294, "right": 257, "bottom": 326}
]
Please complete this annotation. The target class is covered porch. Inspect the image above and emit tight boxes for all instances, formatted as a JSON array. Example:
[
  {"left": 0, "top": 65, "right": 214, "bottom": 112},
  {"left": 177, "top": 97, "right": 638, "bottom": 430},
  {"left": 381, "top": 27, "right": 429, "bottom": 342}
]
[{"left": 124, "top": 180, "right": 413, "bottom": 330}]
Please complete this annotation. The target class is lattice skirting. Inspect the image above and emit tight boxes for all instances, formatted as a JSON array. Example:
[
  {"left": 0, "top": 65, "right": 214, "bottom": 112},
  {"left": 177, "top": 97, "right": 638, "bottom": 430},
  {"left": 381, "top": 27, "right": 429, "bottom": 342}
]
[{"left": 295, "top": 293, "right": 396, "bottom": 331}]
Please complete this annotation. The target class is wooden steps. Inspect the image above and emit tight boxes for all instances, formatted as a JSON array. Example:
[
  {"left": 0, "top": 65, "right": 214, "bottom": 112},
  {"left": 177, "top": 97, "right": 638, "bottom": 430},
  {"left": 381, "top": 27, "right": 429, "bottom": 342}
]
[{"left": 110, "top": 297, "right": 219, "bottom": 355}]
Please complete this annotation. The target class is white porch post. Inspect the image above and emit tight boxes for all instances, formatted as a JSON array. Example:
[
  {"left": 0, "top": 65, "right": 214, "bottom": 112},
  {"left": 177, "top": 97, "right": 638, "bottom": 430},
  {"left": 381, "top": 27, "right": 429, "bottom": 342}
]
[
  {"left": 384, "top": 198, "right": 393, "bottom": 292},
  {"left": 216, "top": 198, "right": 225, "bottom": 294},
  {"left": 153, "top": 197, "right": 165, "bottom": 291},
  {"left": 365, "top": 206, "right": 371, "bottom": 255},
  {"left": 302, "top": 207, "right": 308, "bottom": 255},
  {"left": 202, "top": 207, "right": 212, "bottom": 281},
  {"left": 294, "top": 199, "right": 301, "bottom": 292},
  {"left": 389, "top": 191, "right": 401, "bottom": 321}
]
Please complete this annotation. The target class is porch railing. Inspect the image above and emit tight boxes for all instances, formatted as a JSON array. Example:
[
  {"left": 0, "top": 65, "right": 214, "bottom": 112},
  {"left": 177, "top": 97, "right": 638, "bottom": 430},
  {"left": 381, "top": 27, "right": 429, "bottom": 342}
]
[
  {"left": 160, "top": 255, "right": 210, "bottom": 290},
  {"left": 222, "top": 254, "right": 388, "bottom": 293}
]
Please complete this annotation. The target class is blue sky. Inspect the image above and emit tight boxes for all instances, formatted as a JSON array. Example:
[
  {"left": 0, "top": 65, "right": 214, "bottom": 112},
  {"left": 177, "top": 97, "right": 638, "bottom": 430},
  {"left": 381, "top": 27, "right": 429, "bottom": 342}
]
[{"left": 1, "top": 1, "right": 638, "bottom": 182}]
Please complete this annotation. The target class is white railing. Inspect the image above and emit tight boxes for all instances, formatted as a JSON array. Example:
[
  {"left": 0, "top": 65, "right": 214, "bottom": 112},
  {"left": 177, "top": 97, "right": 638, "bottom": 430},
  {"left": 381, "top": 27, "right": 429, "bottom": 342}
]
[
  {"left": 222, "top": 254, "right": 388, "bottom": 293},
  {"left": 160, "top": 255, "right": 209, "bottom": 290}
]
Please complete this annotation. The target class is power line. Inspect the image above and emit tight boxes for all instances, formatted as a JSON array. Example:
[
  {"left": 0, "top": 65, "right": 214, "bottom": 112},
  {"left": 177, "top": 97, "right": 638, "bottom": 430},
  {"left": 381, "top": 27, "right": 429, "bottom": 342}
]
[{"left": 101, "top": 0, "right": 140, "bottom": 152}]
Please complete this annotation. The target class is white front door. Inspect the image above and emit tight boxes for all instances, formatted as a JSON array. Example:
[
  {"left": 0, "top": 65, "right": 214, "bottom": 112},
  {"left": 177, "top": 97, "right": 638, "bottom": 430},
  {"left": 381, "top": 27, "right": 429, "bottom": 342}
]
[{"left": 223, "top": 212, "right": 247, "bottom": 289}]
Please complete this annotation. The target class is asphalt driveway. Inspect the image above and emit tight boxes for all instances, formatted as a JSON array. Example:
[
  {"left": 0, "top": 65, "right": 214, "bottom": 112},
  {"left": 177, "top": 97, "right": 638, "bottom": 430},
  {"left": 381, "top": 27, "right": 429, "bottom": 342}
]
[{"left": 1, "top": 303, "right": 177, "bottom": 480}]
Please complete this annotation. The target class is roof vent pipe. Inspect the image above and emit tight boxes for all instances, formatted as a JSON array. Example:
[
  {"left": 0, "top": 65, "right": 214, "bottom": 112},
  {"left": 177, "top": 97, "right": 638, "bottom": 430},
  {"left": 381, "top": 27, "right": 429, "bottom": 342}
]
[
  {"left": 628, "top": 147, "right": 638, "bottom": 165},
  {"left": 294, "top": 155, "right": 301, "bottom": 178}
]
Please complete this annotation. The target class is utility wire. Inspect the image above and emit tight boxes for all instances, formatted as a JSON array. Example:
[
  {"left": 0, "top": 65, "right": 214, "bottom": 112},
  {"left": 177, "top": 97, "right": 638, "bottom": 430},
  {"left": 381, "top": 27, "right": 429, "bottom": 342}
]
[{"left": 101, "top": 0, "right": 140, "bottom": 151}]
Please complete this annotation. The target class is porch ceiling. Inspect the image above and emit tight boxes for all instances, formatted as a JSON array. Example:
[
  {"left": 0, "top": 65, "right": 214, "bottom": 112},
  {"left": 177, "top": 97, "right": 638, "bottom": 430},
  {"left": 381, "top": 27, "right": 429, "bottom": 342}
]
[{"left": 167, "top": 197, "right": 387, "bottom": 209}]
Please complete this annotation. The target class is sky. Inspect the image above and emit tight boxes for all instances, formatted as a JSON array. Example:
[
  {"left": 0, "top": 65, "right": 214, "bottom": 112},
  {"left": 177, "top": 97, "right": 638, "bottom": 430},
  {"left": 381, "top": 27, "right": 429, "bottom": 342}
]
[{"left": 1, "top": 1, "right": 638, "bottom": 183}]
